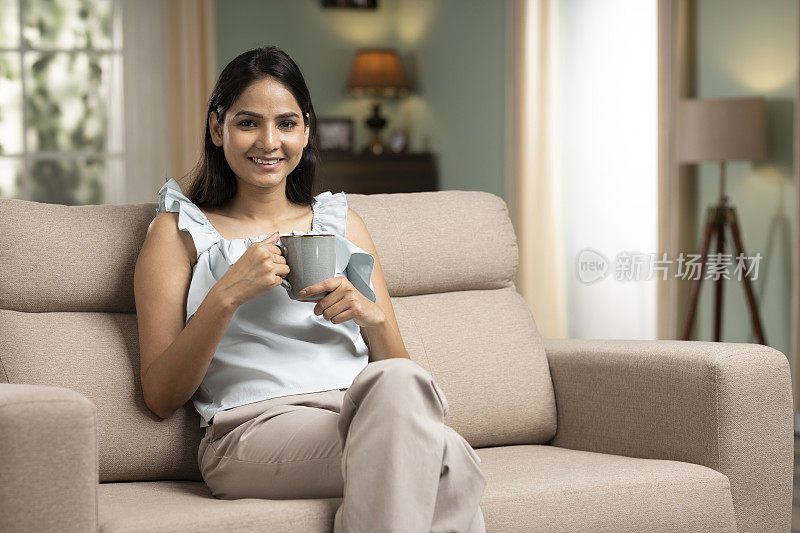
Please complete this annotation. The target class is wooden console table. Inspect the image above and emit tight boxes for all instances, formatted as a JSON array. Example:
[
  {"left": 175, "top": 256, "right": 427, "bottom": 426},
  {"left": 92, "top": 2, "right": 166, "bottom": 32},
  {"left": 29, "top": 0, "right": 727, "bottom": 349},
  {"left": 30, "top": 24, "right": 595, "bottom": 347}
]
[{"left": 313, "top": 152, "right": 438, "bottom": 195}]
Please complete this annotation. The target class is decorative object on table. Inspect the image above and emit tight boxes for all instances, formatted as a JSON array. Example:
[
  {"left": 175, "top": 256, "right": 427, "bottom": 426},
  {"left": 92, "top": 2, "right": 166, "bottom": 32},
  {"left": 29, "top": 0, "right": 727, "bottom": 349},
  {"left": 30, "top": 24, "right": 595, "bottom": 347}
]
[
  {"left": 346, "top": 49, "right": 409, "bottom": 155},
  {"left": 678, "top": 97, "right": 768, "bottom": 344},
  {"left": 388, "top": 129, "right": 409, "bottom": 153},
  {"left": 316, "top": 118, "right": 354, "bottom": 152},
  {"left": 321, "top": 0, "right": 377, "bottom": 8}
]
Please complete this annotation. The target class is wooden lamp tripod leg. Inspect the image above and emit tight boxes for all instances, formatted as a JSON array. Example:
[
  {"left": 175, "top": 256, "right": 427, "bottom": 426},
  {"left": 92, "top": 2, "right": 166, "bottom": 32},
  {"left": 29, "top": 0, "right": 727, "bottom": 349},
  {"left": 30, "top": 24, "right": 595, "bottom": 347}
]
[
  {"left": 727, "top": 206, "right": 768, "bottom": 345},
  {"left": 682, "top": 205, "right": 718, "bottom": 341},
  {"left": 713, "top": 205, "right": 726, "bottom": 342}
]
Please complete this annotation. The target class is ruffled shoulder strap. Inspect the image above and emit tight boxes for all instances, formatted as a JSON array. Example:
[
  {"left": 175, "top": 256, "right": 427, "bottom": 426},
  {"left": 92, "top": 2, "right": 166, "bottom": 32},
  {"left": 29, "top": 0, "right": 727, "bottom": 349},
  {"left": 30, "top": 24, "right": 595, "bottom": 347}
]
[
  {"left": 311, "top": 191, "right": 376, "bottom": 303},
  {"left": 156, "top": 178, "right": 221, "bottom": 259},
  {"left": 312, "top": 191, "right": 347, "bottom": 237}
]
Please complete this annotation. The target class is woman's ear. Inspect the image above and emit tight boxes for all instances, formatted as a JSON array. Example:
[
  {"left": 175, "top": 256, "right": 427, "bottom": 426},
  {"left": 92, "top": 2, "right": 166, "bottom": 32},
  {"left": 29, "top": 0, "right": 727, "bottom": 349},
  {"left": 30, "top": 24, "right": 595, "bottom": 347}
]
[
  {"left": 209, "top": 112, "right": 223, "bottom": 147},
  {"left": 303, "top": 112, "right": 310, "bottom": 148}
]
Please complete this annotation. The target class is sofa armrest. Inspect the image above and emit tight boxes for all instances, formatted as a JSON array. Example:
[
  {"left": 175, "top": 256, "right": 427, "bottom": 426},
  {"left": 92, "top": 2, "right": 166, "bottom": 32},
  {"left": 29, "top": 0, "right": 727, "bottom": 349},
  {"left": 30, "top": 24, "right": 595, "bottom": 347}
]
[
  {"left": 0, "top": 383, "right": 98, "bottom": 533},
  {"left": 543, "top": 338, "right": 793, "bottom": 533}
]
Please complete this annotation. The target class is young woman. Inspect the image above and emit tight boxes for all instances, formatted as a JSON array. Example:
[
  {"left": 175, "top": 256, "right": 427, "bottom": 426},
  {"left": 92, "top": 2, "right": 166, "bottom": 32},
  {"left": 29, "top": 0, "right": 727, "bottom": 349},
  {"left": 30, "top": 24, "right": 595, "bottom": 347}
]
[{"left": 134, "top": 45, "right": 486, "bottom": 532}]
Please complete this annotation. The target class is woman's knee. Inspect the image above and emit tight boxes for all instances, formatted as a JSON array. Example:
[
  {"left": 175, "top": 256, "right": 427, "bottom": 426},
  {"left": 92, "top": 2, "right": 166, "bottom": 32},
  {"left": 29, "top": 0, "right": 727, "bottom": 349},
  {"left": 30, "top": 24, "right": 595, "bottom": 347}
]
[
  {"left": 356, "top": 358, "right": 435, "bottom": 393},
  {"left": 362, "top": 357, "right": 431, "bottom": 381},
  {"left": 351, "top": 357, "right": 448, "bottom": 415}
]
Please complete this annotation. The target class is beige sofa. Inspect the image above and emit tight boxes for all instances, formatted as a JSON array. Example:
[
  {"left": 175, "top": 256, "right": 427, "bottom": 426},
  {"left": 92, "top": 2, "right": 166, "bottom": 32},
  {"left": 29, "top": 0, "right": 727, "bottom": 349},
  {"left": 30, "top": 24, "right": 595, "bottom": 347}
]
[{"left": 0, "top": 189, "right": 793, "bottom": 532}]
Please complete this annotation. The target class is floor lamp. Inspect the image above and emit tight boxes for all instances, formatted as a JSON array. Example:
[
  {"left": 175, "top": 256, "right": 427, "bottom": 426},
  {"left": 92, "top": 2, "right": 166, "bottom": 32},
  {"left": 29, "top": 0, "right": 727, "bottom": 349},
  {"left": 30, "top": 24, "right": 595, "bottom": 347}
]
[{"left": 678, "top": 97, "right": 768, "bottom": 344}]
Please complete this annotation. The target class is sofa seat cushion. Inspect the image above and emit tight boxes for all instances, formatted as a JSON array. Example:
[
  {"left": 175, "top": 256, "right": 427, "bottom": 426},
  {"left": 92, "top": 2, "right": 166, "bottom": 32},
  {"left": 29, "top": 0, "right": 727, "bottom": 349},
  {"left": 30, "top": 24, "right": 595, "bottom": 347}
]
[
  {"left": 98, "top": 445, "right": 737, "bottom": 533},
  {"left": 478, "top": 444, "right": 738, "bottom": 532},
  {"left": 98, "top": 480, "right": 339, "bottom": 532}
]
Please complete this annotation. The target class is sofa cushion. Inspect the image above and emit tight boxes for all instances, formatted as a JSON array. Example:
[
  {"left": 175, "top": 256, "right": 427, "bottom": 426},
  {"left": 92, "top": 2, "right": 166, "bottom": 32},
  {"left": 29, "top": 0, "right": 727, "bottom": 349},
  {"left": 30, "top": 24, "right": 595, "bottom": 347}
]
[
  {"left": 96, "top": 445, "right": 737, "bottom": 533},
  {"left": 99, "top": 480, "right": 338, "bottom": 533},
  {"left": 0, "top": 199, "right": 150, "bottom": 313},
  {"left": 391, "top": 286, "right": 555, "bottom": 448},
  {"left": 478, "top": 445, "right": 737, "bottom": 532},
  {"left": 346, "top": 191, "right": 518, "bottom": 296}
]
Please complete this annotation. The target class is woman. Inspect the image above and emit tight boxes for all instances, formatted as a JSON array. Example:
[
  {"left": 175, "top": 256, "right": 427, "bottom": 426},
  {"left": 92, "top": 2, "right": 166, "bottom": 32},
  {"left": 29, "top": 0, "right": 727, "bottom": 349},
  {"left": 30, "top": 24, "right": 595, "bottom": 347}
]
[{"left": 133, "top": 45, "right": 486, "bottom": 532}]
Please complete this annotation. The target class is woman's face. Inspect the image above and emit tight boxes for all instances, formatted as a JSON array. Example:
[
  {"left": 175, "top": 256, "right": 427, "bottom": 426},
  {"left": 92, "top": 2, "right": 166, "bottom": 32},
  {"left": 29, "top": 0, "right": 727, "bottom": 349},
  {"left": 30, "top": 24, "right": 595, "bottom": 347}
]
[{"left": 209, "top": 76, "right": 310, "bottom": 189}]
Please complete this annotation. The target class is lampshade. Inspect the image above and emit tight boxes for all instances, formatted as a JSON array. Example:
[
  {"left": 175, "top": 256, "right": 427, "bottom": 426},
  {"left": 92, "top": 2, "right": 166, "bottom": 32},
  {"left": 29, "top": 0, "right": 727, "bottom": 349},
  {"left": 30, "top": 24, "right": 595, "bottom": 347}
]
[
  {"left": 678, "top": 97, "right": 767, "bottom": 163},
  {"left": 346, "top": 49, "right": 409, "bottom": 97}
]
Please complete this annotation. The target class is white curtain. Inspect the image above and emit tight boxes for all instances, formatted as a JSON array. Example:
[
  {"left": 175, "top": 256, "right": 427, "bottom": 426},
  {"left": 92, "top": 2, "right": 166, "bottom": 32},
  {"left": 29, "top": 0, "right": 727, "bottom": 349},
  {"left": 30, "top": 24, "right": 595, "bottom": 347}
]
[
  {"left": 793, "top": 5, "right": 800, "bottom": 412},
  {"left": 657, "top": 0, "right": 696, "bottom": 340},
  {"left": 120, "top": 0, "right": 217, "bottom": 204},
  {"left": 507, "top": 0, "right": 567, "bottom": 339}
]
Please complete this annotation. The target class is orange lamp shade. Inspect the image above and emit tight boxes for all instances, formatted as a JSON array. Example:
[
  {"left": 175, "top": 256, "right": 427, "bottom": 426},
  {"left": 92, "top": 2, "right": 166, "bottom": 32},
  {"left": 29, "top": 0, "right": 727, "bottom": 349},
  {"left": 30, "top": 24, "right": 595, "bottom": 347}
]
[{"left": 347, "top": 49, "right": 409, "bottom": 97}]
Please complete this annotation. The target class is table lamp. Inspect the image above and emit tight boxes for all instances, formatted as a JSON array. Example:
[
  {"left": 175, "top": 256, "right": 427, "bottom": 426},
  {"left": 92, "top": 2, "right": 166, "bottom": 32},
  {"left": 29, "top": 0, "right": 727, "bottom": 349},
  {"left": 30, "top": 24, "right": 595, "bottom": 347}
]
[
  {"left": 678, "top": 97, "right": 768, "bottom": 344},
  {"left": 346, "top": 49, "right": 409, "bottom": 155}
]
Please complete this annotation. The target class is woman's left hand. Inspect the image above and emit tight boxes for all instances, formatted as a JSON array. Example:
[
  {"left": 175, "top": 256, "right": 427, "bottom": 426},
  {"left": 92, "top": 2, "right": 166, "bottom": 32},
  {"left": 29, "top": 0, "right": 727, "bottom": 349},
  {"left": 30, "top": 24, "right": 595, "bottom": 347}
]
[{"left": 298, "top": 277, "right": 385, "bottom": 328}]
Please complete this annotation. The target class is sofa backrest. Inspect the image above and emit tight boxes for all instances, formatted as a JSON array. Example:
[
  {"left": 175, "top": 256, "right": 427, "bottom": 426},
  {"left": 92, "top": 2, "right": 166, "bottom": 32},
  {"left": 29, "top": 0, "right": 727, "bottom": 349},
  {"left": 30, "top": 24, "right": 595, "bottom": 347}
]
[{"left": 0, "top": 190, "right": 556, "bottom": 482}]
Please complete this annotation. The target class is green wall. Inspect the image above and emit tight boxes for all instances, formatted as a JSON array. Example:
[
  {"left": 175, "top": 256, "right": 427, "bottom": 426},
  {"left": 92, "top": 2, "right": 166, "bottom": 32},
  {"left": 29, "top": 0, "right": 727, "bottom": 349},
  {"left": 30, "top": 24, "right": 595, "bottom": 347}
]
[
  {"left": 695, "top": 0, "right": 796, "bottom": 358},
  {"left": 215, "top": 0, "right": 507, "bottom": 200}
]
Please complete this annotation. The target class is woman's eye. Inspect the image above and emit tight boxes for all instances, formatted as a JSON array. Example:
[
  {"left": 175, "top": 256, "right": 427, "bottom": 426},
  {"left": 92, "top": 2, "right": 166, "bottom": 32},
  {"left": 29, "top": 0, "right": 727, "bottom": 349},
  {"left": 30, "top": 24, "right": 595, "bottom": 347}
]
[{"left": 236, "top": 119, "right": 296, "bottom": 128}]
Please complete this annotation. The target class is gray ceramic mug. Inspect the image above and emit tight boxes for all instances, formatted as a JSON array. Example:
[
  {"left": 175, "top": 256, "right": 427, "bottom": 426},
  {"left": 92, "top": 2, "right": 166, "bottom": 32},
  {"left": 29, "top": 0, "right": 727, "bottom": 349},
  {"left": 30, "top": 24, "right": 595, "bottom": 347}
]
[{"left": 277, "top": 234, "right": 336, "bottom": 301}]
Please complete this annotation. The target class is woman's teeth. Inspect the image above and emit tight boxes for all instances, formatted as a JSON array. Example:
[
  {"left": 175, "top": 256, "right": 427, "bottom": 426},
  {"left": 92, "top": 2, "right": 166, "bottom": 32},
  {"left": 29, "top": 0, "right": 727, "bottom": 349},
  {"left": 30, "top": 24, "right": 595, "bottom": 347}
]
[{"left": 250, "top": 156, "right": 281, "bottom": 165}]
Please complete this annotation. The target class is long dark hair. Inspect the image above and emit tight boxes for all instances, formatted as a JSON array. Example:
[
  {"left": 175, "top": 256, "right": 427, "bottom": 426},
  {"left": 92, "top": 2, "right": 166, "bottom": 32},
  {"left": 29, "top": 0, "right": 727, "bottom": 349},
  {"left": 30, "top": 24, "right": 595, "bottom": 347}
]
[{"left": 184, "top": 46, "right": 318, "bottom": 209}]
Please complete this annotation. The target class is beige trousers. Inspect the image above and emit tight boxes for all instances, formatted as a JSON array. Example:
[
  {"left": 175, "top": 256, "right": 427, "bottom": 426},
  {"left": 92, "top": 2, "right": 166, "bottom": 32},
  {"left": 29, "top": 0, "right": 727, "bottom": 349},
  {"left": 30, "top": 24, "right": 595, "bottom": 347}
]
[{"left": 198, "top": 357, "right": 486, "bottom": 533}]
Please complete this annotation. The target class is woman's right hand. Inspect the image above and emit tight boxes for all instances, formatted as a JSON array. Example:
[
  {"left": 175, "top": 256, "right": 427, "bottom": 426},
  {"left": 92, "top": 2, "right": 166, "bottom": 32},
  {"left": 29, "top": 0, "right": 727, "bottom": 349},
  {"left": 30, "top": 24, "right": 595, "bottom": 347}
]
[{"left": 212, "top": 232, "right": 289, "bottom": 308}]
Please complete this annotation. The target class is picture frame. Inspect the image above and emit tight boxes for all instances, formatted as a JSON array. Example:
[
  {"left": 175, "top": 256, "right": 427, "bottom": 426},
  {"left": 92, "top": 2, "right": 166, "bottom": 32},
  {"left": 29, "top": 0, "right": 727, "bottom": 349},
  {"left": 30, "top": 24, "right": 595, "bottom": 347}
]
[
  {"left": 321, "top": 0, "right": 377, "bottom": 8},
  {"left": 316, "top": 118, "right": 354, "bottom": 152}
]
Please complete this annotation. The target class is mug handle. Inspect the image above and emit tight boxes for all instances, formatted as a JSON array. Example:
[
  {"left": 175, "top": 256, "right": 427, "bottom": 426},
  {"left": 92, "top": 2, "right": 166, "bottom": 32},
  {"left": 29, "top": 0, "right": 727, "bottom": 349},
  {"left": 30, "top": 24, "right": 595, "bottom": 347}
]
[
  {"left": 276, "top": 237, "right": 294, "bottom": 296},
  {"left": 280, "top": 277, "right": 292, "bottom": 294}
]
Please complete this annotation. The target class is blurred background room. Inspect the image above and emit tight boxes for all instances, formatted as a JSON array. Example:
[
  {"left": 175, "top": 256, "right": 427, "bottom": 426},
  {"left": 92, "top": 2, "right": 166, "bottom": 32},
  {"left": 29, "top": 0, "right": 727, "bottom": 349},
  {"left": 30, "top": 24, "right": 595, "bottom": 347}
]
[{"left": 2, "top": 1, "right": 800, "bottom": 515}]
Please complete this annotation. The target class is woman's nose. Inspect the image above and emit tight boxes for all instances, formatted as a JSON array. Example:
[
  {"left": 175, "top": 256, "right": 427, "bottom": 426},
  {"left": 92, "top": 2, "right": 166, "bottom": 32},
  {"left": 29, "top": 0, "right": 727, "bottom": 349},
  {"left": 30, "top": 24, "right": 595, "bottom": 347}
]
[{"left": 256, "top": 125, "right": 280, "bottom": 150}]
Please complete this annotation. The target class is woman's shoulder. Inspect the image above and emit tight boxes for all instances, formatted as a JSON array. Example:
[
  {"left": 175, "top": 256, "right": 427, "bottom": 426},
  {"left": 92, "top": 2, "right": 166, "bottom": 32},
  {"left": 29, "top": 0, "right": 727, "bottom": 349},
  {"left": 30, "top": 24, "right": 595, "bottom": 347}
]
[{"left": 144, "top": 212, "right": 198, "bottom": 268}]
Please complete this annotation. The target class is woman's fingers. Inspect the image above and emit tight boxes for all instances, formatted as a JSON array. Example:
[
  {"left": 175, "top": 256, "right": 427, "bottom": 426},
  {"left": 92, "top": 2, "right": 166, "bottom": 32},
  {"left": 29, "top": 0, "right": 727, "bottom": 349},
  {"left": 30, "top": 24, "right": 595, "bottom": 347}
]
[
  {"left": 330, "top": 309, "right": 355, "bottom": 324},
  {"left": 316, "top": 298, "right": 350, "bottom": 320}
]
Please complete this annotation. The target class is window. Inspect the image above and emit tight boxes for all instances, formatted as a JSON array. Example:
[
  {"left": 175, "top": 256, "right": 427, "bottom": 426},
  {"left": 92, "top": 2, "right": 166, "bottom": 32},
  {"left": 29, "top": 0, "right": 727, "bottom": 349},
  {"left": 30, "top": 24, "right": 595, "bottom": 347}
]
[
  {"left": 557, "top": 0, "right": 658, "bottom": 339},
  {"left": 0, "top": 0, "right": 123, "bottom": 205}
]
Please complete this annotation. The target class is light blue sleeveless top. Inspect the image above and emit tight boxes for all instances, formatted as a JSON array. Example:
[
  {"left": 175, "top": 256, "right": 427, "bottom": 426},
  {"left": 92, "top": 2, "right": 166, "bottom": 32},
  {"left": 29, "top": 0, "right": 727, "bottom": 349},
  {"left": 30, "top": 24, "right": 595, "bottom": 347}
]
[{"left": 155, "top": 178, "right": 376, "bottom": 428}]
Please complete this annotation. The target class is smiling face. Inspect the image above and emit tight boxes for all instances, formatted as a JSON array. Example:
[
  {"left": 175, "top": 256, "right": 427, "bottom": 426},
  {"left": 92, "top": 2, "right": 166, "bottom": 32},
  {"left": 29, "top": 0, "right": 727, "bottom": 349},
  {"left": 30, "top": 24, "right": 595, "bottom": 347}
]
[{"left": 208, "top": 76, "right": 310, "bottom": 190}]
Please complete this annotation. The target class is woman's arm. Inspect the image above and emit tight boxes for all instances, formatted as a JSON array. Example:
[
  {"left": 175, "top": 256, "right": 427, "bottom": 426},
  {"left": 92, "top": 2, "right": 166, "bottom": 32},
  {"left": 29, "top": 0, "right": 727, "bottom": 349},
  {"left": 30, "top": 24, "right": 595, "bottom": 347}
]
[
  {"left": 345, "top": 208, "right": 410, "bottom": 362},
  {"left": 135, "top": 213, "right": 237, "bottom": 419},
  {"left": 361, "top": 319, "right": 411, "bottom": 363}
]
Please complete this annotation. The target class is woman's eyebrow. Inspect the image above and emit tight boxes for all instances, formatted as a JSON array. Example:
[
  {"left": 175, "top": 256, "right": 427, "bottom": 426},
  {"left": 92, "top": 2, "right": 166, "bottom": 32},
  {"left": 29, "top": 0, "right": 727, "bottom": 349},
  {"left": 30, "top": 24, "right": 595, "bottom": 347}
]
[{"left": 232, "top": 110, "right": 300, "bottom": 119}]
